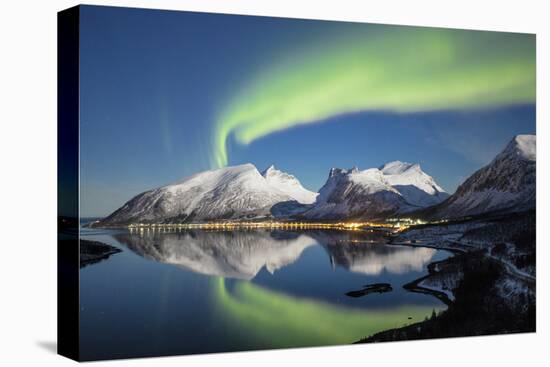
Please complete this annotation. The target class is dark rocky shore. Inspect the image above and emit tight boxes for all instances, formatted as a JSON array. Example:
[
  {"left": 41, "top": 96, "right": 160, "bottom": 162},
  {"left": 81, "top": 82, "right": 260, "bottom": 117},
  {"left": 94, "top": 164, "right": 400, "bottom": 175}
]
[
  {"left": 346, "top": 283, "right": 393, "bottom": 298},
  {"left": 80, "top": 239, "right": 122, "bottom": 268},
  {"left": 356, "top": 213, "right": 536, "bottom": 343}
]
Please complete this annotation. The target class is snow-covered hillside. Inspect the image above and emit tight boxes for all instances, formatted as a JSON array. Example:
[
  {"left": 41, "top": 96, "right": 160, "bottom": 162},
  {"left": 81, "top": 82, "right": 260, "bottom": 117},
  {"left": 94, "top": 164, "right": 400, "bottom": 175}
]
[
  {"left": 424, "top": 134, "right": 536, "bottom": 219},
  {"left": 302, "top": 167, "right": 410, "bottom": 220},
  {"left": 262, "top": 165, "right": 318, "bottom": 204},
  {"left": 380, "top": 161, "right": 449, "bottom": 207},
  {"left": 302, "top": 163, "right": 448, "bottom": 221},
  {"left": 98, "top": 164, "right": 303, "bottom": 225},
  {"left": 95, "top": 133, "right": 533, "bottom": 226}
]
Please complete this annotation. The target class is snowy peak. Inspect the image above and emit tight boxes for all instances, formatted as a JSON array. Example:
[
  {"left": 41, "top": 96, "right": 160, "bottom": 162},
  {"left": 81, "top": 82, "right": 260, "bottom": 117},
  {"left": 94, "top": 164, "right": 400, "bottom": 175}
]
[
  {"left": 379, "top": 160, "right": 449, "bottom": 207},
  {"left": 99, "top": 163, "right": 297, "bottom": 225},
  {"left": 328, "top": 167, "right": 358, "bottom": 178},
  {"left": 305, "top": 161, "right": 449, "bottom": 220},
  {"left": 261, "top": 165, "right": 318, "bottom": 204},
  {"left": 169, "top": 163, "right": 260, "bottom": 191},
  {"left": 379, "top": 161, "right": 421, "bottom": 175},
  {"left": 318, "top": 167, "right": 392, "bottom": 206},
  {"left": 261, "top": 164, "right": 277, "bottom": 176},
  {"left": 497, "top": 134, "right": 536, "bottom": 162},
  {"left": 261, "top": 164, "right": 294, "bottom": 181},
  {"left": 98, "top": 163, "right": 319, "bottom": 226},
  {"left": 304, "top": 166, "right": 410, "bottom": 220},
  {"left": 347, "top": 168, "right": 398, "bottom": 193},
  {"left": 425, "top": 134, "right": 536, "bottom": 219}
]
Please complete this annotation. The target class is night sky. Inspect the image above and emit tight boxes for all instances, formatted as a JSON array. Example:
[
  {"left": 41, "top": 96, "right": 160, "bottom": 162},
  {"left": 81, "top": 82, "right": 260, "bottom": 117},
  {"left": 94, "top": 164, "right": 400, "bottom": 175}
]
[{"left": 79, "top": 6, "right": 536, "bottom": 217}]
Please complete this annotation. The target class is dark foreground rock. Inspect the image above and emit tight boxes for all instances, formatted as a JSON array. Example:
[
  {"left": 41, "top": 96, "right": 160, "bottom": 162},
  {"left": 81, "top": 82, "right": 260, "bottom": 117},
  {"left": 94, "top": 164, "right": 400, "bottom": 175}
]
[
  {"left": 80, "top": 239, "right": 121, "bottom": 268},
  {"left": 356, "top": 251, "right": 535, "bottom": 343},
  {"left": 346, "top": 283, "right": 393, "bottom": 298}
]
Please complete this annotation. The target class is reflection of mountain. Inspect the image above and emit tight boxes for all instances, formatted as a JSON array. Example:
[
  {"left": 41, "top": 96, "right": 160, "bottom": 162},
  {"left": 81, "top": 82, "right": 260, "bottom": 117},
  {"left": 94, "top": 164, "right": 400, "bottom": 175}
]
[
  {"left": 117, "top": 229, "right": 437, "bottom": 279},
  {"left": 115, "top": 230, "right": 316, "bottom": 280},
  {"left": 308, "top": 231, "right": 437, "bottom": 275},
  {"left": 329, "top": 244, "right": 436, "bottom": 275}
]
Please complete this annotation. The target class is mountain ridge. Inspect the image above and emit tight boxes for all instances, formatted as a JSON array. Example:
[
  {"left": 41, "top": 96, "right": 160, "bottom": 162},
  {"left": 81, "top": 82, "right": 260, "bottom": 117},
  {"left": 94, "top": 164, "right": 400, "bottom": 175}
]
[
  {"left": 96, "top": 134, "right": 535, "bottom": 226},
  {"left": 411, "top": 134, "right": 536, "bottom": 220},
  {"left": 261, "top": 165, "right": 318, "bottom": 204},
  {"left": 301, "top": 162, "right": 449, "bottom": 221}
]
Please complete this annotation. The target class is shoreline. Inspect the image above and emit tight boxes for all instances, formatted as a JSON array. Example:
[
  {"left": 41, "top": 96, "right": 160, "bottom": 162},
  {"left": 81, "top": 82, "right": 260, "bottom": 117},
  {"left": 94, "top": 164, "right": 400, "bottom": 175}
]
[
  {"left": 355, "top": 249, "right": 535, "bottom": 343},
  {"left": 80, "top": 239, "right": 122, "bottom": 268},
  {"left": 402, "top": 272, "right": 454, "bottom": 307},
  {"left": 83, "top": 217, "right": 535, "bottom": 343}
]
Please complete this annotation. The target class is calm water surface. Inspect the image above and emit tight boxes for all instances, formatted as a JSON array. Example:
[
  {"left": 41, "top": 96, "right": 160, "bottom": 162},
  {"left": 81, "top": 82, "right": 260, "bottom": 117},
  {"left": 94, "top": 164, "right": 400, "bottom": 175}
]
[{"left": 79, "top": 226, "right": 451, "bottom": 360}]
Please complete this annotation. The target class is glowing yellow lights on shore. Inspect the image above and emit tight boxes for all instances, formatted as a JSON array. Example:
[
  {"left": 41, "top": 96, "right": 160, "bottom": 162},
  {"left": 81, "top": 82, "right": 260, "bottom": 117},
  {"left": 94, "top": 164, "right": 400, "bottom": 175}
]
[
  {"left": 126, "top": 220, "right": 420, "bottom": 234},
  {"left": 128, "top": 221, "right": 386, "bottom": 231},
  {"left": 126, "top": 217, "right": 452, "bottom": 235}
]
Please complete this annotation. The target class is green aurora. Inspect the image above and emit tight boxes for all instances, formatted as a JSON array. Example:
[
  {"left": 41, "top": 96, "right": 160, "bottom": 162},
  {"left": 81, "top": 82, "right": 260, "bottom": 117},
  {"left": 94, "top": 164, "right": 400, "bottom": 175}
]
[
  {"left": 213, "top": 277, "right": 444, "bottom": 346},
  {"left": 213, "top": 26, "right": 535, "bottom": 167}
]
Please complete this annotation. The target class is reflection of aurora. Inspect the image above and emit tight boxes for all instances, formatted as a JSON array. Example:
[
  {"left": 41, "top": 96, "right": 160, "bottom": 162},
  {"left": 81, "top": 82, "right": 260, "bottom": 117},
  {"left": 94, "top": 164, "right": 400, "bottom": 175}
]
[
  {"left": 213, "top": 277, "right": 443, "bottom": 347},
  {"left": 116, "top": 230, "right": 448, "bottom": 345}
]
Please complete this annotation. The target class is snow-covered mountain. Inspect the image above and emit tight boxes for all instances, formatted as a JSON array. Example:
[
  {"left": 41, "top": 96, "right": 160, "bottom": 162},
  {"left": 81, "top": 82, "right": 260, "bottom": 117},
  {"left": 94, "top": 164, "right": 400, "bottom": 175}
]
[
  {"left": 301, "top": 163, "right": 448, "bottom": 221},
  {"left": 302, "top": 167, "right": 410, "bottom": 220},
  {"left": 380, "top": 161, "right": 449, "bottom": 207},
  {"left": 94, "top": 151, "right": 478, "bottom": 226},
  {"left": 261, "top": 165, "right": 318, "bottom": 204},
  {"left": 98, "top": 163, "right": 310, "bottom": 226},
  {"left": 423, "top": 134, "right": 536, "bottom": 219}
]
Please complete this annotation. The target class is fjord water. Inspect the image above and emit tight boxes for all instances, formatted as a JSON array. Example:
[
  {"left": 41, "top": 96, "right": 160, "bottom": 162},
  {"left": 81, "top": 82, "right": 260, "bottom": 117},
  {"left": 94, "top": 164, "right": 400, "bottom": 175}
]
[{"left": 79, "top": 227, "right": 451, "bottom": 360}]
